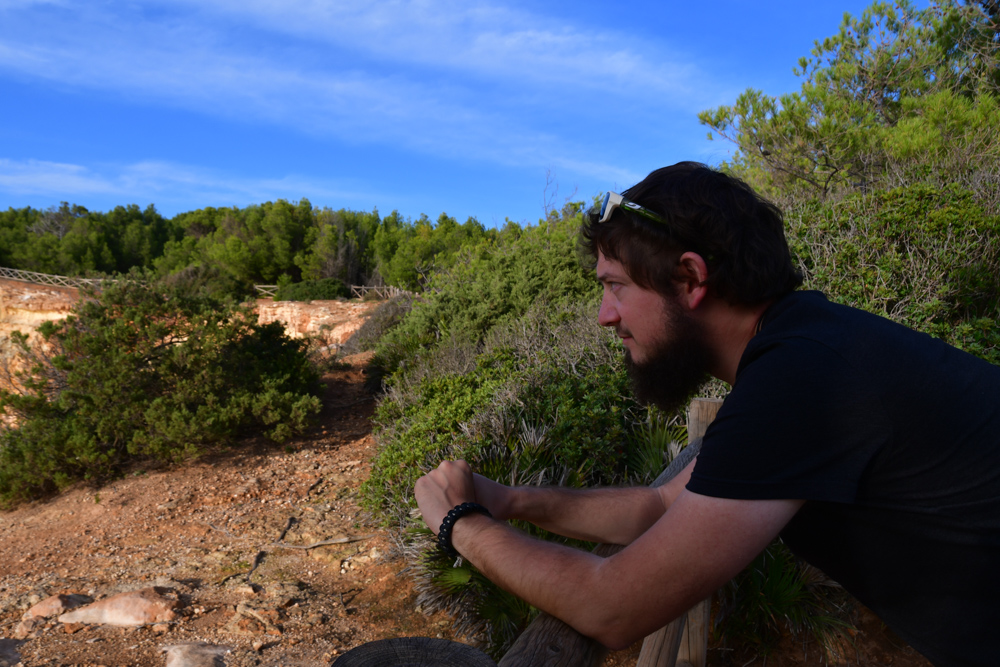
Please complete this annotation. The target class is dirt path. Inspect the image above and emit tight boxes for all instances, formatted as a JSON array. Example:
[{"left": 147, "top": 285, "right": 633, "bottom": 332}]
[{"left": 0, "top": 358, "right": 461, "bottom": 666}]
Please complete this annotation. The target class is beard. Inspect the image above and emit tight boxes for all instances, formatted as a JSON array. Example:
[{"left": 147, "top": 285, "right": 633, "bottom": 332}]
[{"left": 623, "top": 303, "right": 713, "bottom": 414}]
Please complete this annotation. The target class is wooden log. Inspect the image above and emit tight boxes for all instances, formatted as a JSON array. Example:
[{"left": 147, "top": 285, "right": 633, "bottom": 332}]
[{"left": 498, "top": 542, "right": 622, "bottom": 667}]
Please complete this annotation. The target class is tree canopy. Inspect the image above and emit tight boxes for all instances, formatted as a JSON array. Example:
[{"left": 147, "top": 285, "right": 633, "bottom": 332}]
[{"left": 700, "top": 0, "right": 1000, "bottom": 204}]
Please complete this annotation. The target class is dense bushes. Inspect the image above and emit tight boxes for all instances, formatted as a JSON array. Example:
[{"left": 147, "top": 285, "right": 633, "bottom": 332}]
[
  {"left": 371, "top": 210, "right": 596, "bottom": 378},
  {"left": 0, "top": 277, "right": 321, "bottom": 505},
  {"left": 788, "top": 183, "right": 1000, "bottom": 364},
  {"left": 273, "top": 277, "right": 350, "bottom": 301}
]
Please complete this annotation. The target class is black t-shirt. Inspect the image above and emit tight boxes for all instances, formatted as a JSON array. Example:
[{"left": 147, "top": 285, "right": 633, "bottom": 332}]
[{"left": 687, "top": 291, "right": 1000, "bottom": 666}]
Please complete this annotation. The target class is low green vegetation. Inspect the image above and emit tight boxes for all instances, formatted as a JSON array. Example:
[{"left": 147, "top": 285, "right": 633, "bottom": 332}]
[
  {"left": 788, "top": 184, "right": 1000, "bottom": 364},
  {"left": 0, "top": 275, "right": 321, "bottom": 505},
  {"left": 272, "top": 277, "right": 350, "bottom": 301}
]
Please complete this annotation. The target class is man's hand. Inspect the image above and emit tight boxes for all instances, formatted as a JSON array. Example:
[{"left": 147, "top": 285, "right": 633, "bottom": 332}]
[{"left": 414, "top": 460, "right": 478, "bottom": 534}]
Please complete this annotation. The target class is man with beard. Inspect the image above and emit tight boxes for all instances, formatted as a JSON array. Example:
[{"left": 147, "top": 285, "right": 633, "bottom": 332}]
[{"left": 414, "top": 162, "right": 1000, "bottom": 666}]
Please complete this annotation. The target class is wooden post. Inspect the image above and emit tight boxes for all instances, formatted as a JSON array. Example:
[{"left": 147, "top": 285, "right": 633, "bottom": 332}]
[{"left": 637, "top": 398, "right": 722, "bottom": 667}]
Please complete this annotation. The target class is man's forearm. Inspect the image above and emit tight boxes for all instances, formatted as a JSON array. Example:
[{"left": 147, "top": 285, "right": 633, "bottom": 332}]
[
  {"left": 448, "top": 512, "right": 682, "bottom": 649},
  {"left": 504, "top": 484, "right": 667, "bottom": 545}
]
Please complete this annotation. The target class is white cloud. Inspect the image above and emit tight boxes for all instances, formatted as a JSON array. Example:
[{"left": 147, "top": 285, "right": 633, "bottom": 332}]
[
  {"left": 0, "top": 158, "right": 369, "bottom": 207},
  {"left": 0, "top": 1, "right": 718, "bottom": 183},
  {"left": 178, "top": 0, "right": 707, "bottom": 100}
]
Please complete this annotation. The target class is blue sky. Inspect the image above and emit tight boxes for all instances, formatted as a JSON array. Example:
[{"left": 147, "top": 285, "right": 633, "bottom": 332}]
[{"left": 0, "top": 0, "right": 876, "bottom": 227}]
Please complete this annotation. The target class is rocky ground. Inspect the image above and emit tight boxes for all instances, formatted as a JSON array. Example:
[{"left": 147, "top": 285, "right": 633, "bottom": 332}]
[{"left": 0, "top": 358, "right": 467, "bottom": 667}]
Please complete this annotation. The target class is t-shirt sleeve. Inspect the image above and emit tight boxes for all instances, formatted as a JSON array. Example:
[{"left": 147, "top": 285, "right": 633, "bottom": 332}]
[{"left": 687, "top": 337, "right": 891, "bottom": 503}]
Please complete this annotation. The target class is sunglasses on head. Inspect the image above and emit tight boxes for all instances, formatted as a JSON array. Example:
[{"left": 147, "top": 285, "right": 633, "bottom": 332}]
[
  {"left": 596, "top": 191, "right": 667, "bottom": 225},
  {"left": 594, "top": 191, "right": 716, "bottom": 263}
]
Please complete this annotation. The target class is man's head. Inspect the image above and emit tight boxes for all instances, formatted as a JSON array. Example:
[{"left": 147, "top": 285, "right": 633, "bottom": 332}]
[
  {"left": 587, "top": 163, "right": 801, "bottom": 410},
  {"left": 581, "top": 162, "right": 802, "bottom": 306}
]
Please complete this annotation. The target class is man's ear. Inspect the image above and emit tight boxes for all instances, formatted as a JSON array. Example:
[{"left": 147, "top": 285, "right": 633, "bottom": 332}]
[{"left": 675, "top": 251, "right": 710, "bottom": 310}]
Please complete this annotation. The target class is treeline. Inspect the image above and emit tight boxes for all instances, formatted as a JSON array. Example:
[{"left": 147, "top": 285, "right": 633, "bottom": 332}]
[{"left": 0, "top": 200, "right": 496, "bottom": 295}]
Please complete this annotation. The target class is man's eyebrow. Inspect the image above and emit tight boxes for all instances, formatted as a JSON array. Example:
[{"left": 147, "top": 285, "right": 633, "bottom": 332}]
[{"left": 596, "top": 270, "right": 625, "bottom": 284}]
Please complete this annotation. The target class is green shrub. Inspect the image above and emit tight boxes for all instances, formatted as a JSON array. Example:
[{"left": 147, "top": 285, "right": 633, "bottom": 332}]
[
  {"left": 273, "top": 277, "right": 350, "bottom": 301},
  {"left": 788, "top": 183, "right": 1000, "bottom": 364},
  {"left": 372, "top": 213, "right": 597, "bottom": 379},
  {"left": 0, "top": 275, "right": 321, "bottom": 505},
  {"left": 715, "top": 541, "right": 852, "bottom": 661}
]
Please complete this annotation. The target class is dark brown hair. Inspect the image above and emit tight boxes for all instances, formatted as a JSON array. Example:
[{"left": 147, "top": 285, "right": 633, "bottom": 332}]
[{"left": 581, "top": 162, "right": 802, "bottom": 305}]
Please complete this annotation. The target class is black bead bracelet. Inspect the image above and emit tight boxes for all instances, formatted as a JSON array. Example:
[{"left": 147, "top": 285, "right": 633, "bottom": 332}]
[{"left": 438, "top": 502, "right": 492, "bottom": 557}]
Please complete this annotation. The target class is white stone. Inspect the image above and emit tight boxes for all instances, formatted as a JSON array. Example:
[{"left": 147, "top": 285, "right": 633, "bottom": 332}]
[
  {"left": 58, "top": 587, "right": 179, "bottom": 627},
  {"left": 161, "top": 642, "right": 230, "bottom": 667}
]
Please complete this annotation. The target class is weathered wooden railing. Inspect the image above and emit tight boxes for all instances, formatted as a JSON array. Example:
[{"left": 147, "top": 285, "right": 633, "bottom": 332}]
[
  {"left": 253, "top": 284, "right": 280, "bottom": 297},
  {"left": 0, "top": 266, "right": 113, "bottom": 289},
  {"left": 499, "top": 397, "right": 724, "bottom": 667},
  {"left": 349, "top": 284, "right": 409, "bottom": 299},
  {"left": 252, "top": 284, "right": 410, "bottom": 299}
]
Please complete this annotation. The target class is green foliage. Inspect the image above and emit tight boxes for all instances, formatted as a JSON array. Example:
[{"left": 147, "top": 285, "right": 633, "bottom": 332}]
[
  {"left": 372, "top": 210, "right": 596, "bottom": 379},
  {"left": 273, "top": 277, "right": 350, "bottom": 301},
  {"left": 787, "top": 183, "right": 1000, "bottom": 364},
  {"left": 372, "top": 212, "right": 493, "bottom": 291},
  {"left": 0, "top": 275, "right": 321, "bottom": 505},
  {"left": 1, "top": 199, "right": 496, "bottom": 301},
  {"left": 0, "top": 202, "right": 177, "bottom": 277},
  {"left": 716, "top": 541, "right": 851, "bottom": 660},
  {"left": 700, "top": 1, "right": 1000, "bottom": 204},
  {"left": 363, "top": 301, "right": 678, "bottom": 654}
]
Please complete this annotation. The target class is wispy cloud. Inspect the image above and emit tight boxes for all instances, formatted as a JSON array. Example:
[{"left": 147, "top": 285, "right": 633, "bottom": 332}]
[
  {"left": 180, "top": 0, "right": 706, "bottom": 100},
  {"left": 0, "top": 1, "right": 720, "bottom": 182},
  {"left": 0, "top": 158, "right": 371, "bottom": 209}
]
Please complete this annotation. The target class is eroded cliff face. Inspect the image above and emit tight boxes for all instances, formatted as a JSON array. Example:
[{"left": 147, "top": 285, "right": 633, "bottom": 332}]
[
  {"left": 0, "top": 279, "right": 377, "bottom": 342},
  {"left": 0, "top": 279, "right": 77, "bottom": 339},
  {"left": 0, "top": 279, "right": 378, "bottom": 393},
  {"left": 254, "top": 298, "right": 377, "bottom": 345}
]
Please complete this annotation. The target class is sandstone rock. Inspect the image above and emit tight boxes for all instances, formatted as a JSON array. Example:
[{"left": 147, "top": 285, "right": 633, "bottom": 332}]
[
  {"left": 23, "top": 593, "right": 93, "bottom": 620},
  {"left": 161, "top": 642, "right": 230, "bottom": 667},
  {"left": 58, "top": 586, "right": 180, "bottom": 627},
  {"left": 13, "top": 616, "right": 44, "bottom": 639}
]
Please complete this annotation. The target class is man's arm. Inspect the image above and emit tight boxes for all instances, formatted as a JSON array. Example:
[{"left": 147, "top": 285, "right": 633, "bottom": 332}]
[
  {"left": 416, "top": 460, "right": 803, "bottom": 650},
  {"left": 471, "top": 458, "right": 696, "bottom": 545}
]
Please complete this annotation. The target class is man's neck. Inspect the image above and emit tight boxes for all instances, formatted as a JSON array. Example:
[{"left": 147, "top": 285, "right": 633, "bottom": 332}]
[{"left": 699, "top": 298, "right": 772, "bottom": 385}]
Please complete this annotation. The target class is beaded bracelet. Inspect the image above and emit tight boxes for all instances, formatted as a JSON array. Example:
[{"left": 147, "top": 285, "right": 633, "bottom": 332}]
[{"left": 438, "top": 502, "right": 492, "bottom": 557}]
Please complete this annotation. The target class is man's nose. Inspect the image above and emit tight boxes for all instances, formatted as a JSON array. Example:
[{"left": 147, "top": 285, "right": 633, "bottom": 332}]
[{"left": 597, "top": 294, "right": 618, "bottom": 327}]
